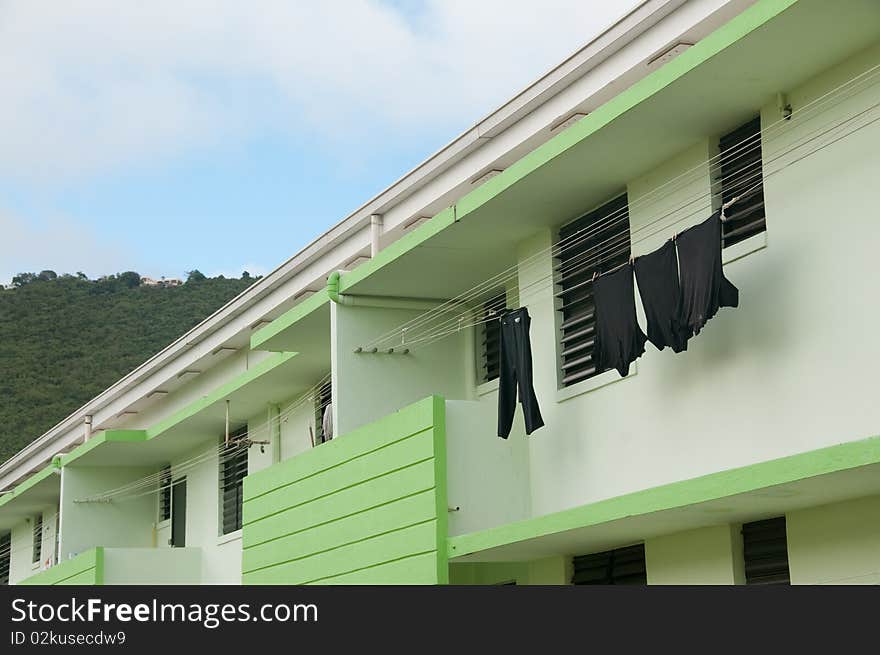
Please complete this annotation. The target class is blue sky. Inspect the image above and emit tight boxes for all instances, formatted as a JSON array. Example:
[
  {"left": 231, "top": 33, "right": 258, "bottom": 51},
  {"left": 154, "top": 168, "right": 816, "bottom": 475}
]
[{"left": 0, "top": 1, "right": 637, "bottom": 284}]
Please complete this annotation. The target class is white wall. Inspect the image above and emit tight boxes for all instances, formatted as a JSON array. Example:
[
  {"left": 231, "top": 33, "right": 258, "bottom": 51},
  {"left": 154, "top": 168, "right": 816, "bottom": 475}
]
[
  {"left": 446, "top": 399, "right": 531, "bottom": 535},
  {"left": 787, "top": 495, "right": 880, "bottom": 585},
  {"left": 645, "top": 525, "right": 744, "bottom": 584},
  {"left": 170, "top": 441, "right": 241, "bottom": 585},
  {"left": 332, "top": 303, "right": 470, "bottom": 436},
  {"left": 103, "top": 547, "right": 202, "bottom": 585},
  {"left": 60, "top": 466, "right": 156, "bottom": 558},
  {"left": 507, "top": 46, "right": 880, "bottom": 523}
]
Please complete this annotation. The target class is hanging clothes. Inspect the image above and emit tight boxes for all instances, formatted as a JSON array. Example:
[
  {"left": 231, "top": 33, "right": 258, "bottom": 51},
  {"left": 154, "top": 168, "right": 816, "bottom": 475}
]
[
  {"left": 497, "top": 307, "right": 544, "bottom": 438},
  {"left": 676, "top": 211, "right": 739, "bottom": 337},
  {"left": 634, "top": 239, "right": 689, "bottom": 353},
  {"left": 322, "top": 402, "right": 334, "bottom": 441},
  {"left": 593, "top": 264, "right": 647, "bottom": 377}
]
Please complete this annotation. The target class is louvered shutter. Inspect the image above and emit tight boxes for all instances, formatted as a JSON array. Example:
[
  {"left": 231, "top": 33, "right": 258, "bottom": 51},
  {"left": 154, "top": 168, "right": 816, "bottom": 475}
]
[
  {"left": 572, "top": 543, "right": 647, "bottom": 585},
  {"left": 743, "top": 517, "right": 790, "bottom": 585},
  {"left": 219, "top": 429, "right": 249, "bottom": 535},
  {"left": 479, "top": 294, "right": 505, "bottom": 384},
  {"left": 159, "top": 465, "right": 172, "bottom": 521},
  {"left": 717, "top": 116, "right": 766, "bottom": 247},
  {"left": 556, "top": 194, "right": 631, "bottom": 387},
  {"left": 314, "top": 378, "right": 333, "bottom": 444},
  {"left": 0, "top": 533, "right": 10, "bottom": 585}
]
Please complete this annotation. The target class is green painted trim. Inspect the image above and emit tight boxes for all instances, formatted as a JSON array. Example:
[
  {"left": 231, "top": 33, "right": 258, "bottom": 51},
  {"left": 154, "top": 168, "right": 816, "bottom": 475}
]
[
  {"left": 338, "top": 207, "right": 456, "bottom": 293},
  {"left": 431, "top": 395, "right": 449, "bottom": 584},
  {"left": 335, "top": 0, "right": 799, "bottom": 294},
  {"left": 448, "top": 434, "right": 880, "bottom": 559},
  {"left": 19, "top": 548, "right": 102, "bottom": 586},
  {"left": 94, "top": 546, "right": 105, "bottom": 585},
  {"left": 250, "top": 292, "right": 329, "bottom": 350},
  {"left": 0, "top": 465, "right": 58, "bottom": 509},
  {"left": 145, "top": 351, "right": 298, "bottom": 439},
  {"left": 60, "top": 430, "right": 148, "bottom": 468}
]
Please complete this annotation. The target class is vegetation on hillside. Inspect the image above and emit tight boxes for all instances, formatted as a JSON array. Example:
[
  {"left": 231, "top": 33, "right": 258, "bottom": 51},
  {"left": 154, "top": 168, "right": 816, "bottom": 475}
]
[{"left": 0, "top": 270, "right": 256, "bottom": 463}]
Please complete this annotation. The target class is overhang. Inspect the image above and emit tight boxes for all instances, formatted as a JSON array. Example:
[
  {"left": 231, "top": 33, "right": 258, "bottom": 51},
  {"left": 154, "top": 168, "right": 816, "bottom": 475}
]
[
  {"left": 449, "top": 435, "right": 880, "bottom": 562},
  {"left": 0, "top": 465, "right": 60, "bottom": 531},
  {"left": 341, "top": 0, "right": 880, "bottom": 302}
]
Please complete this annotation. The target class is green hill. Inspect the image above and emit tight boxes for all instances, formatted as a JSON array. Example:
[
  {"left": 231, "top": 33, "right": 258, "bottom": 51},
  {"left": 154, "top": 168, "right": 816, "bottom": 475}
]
[{"left": 0, "top": 272, "right": 256, "bottom": 463}]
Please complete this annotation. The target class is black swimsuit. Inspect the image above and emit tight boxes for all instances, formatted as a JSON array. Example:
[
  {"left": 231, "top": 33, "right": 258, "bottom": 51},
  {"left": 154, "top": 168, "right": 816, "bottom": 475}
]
[
  {"left": 593, "top": 265, "right": 647, "bottom": 377},
  {"left": 676, "top": 211, "right": 739, "bottom": 337}
]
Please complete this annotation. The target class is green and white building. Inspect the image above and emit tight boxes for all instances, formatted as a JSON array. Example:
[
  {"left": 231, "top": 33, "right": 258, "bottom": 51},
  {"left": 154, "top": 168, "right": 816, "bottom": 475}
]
[{"left": 2, "top": 0, "right": 880, "bottom": 586}]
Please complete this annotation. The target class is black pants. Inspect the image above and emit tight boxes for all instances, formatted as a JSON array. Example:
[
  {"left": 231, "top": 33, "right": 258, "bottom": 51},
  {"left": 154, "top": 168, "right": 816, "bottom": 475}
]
[{"left": 497, "top": 308, "right": 544, "bottom": 438}]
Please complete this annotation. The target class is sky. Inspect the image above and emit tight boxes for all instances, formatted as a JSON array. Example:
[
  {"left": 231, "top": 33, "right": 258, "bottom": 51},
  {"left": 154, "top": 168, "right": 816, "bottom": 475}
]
[{"left": 0, "top": 1, "right": 639, "bottom": 284}]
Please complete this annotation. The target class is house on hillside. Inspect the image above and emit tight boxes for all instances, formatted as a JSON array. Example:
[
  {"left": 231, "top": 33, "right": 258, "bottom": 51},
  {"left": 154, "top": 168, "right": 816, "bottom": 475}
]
[{"left": 2, "top": 0, "right": 879, "bottom": 586}]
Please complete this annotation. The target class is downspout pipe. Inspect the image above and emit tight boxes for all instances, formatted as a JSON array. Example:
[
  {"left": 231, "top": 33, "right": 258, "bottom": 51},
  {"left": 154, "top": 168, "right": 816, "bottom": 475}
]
[
  {"left": 327, "top": 271, "right": 462, "bottom": 312},
  {"left": 370, "top": 214, "right": 383, "bottom": 258}
]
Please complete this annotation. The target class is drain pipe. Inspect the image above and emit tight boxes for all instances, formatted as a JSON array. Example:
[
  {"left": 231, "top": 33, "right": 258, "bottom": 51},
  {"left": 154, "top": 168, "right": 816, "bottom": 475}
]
[
  {"left": 370, "top": 214, "right": 383, "bottom": 258},
  {"left": 327, "top": 271, "right": 461, "bottom": 312},
  {"left": 83, "top": 415, "right": 92, "bottom": 442}
]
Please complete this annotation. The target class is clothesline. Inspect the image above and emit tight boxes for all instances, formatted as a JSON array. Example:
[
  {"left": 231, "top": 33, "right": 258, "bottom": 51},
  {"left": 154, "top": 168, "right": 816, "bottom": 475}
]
[
  {"left": 398, "top": 101, "right": 880, "bottom": 353},
  {"left": 363, "top": 65, "right": 880, "bottom": 350},
  {"left": 77, "top": 372, "right": 332, "bottom": 503},
  {"left": 356, "top": 62, "right": 880, "bottom": 353}
]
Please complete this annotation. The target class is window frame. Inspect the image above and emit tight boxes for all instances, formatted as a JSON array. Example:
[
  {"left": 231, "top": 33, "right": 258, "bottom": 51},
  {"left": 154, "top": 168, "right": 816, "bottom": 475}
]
[
  {"left": 571, "top": 543, "right": 647, "bottom": 585},
  {"left": 32, "top": 514, "right": 43, "bottom": 564},
  {"left": 716, "top": 115, "right": 767, "bottom": 248},
  {"left": 555, "top": 192, "right": 632, "bottom": 388},
  {"left": 218, "top": 427, "right": 249, "bottom": 536},
  {"left": 742, "top": 516, "right": 790, "bottom": 585},
  {"left": 477, "top": 292, "right": 506, "bottom": 386}
]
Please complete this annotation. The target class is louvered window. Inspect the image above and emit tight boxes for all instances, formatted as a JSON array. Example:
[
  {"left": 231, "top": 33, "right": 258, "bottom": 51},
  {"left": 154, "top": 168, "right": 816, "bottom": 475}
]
[
  {"left": 743, "top": 517, "right": 790, "bottom": 585},
  {"left": 478, "top": 293, "right": 505, "bottom": 384},
  {"left": 159, "top": 465, "right": 172, "bottom": 522},
  {"left": 314, "top": 377, "right": 333, "bottom": 444},
  {"left": 572, "top": 543, "right": 647, "bottom": 585},
  {"left": 219, "top": 428, "right": 248, "bottom": 535},
  {"left": 0, "top": 533, "right": 10, "bottom": 585},
  {"left": 556, "top": 193, "right": 631, "bottom": 387},
  {"left": 717, "top": 117, "right": 766, "bottom": 247},
  {"left": 32, "top": 514, "right": 43, "bottom": 564}
]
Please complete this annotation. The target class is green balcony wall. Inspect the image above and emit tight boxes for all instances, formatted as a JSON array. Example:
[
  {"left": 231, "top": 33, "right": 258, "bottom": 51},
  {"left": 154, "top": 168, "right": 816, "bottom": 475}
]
[{"left": 241, "top": 396, "right": 448, "bottom": 584}]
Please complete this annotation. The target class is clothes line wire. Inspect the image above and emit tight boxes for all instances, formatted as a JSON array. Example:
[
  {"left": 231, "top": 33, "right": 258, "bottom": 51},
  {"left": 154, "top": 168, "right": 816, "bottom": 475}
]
[
  {"left": 383, "top": 86, "right": 880, "bottom": 350},
  {"left": 357, "top": 63, "right": 880, "bottom": 351},
  {"left": 401, "top": 103, "right": 880, "bottom": 352}
]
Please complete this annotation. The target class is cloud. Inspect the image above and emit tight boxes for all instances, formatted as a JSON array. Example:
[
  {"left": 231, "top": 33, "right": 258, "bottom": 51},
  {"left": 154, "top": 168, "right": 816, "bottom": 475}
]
[
  {"left": 0, "top": 0, "right": 638, "bottom": 184},
  {"left": 0, "top": 210, "right": 135, "bottom": 285}
]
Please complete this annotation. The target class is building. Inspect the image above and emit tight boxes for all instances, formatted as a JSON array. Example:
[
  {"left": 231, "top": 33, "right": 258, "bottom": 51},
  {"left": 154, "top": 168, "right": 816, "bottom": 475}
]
[{"left": 2, "top": 0, "right": 879, "bottom": 586}]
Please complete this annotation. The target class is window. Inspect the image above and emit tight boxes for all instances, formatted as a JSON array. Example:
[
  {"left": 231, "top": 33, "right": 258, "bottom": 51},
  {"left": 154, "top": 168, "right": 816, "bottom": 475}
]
[
  {"left": 478, "top": 293, "right": 505, "bottom": 384},
  {"left": 32, "top": 514, "right": 43, "bottom": 564},
  {"left": 742, "top": 516, "right": 790, "bottom": 585},
  {"left": 219, "top": 428, "right": 248, "bottom": 535},
  {"left": 314, "top": 378, "right": 333, "bottom": 444},
  {"left": 556, "top": 193, "right": 631, "bottom": 387},
  {"left": 159, "top": 465, "right": 172, "bottom": 522},
  {"left": 572, "top": 543, "right": 646, "bottom": 585},
  {"left": 0, "top": 533, "right": 10, "bottom": 585},
  {"left": 716, "top": 116, "right": 766, "bottom": 248}
]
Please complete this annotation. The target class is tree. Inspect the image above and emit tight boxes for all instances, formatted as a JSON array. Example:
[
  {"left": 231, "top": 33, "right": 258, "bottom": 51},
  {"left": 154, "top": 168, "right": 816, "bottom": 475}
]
[
  {"left": 117, "top": 271, "right": 142, "bottom": 289},
  {"left": 37, "top": 270, "right": 58, "bottom": 282},
  {"left": 12, "top": 272, "right": 37, "bottom": 287},
  {"left": 186, "top": 270, "right": 207, "bottom": 283},
  {"left": 242, "top": 271, "right": 251, "bottom": 280}
]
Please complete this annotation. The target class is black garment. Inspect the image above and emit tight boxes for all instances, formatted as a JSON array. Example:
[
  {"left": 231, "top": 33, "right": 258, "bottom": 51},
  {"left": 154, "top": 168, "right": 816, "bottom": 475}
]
[
  {"left": 593, "top": 265, "right": 647, "bottom": 377},
  {"left": 497, "top": 307, "right": 544, "bottom": 438},
  {"left": 676, "top": 211, "right": 739, "bottom": 337},
  {"left": 634, "top": 239, "right": 689, "bottom": 353}
]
